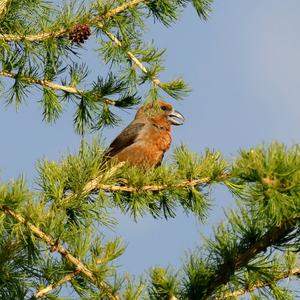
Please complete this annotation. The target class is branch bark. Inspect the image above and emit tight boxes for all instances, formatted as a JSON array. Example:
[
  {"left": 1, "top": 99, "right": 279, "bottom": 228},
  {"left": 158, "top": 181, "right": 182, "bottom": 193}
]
[
  {"left": 0, "top": 205, "right": 119, "bottom": 300},
  {"left": 33, "top": 269, "right": 81, "bottom": 299}
]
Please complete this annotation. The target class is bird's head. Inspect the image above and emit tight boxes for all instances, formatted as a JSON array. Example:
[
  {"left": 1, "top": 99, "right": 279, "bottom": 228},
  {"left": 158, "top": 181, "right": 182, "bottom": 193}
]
[{"left": 135, "top": 100, "right": 185, "bottom": 127}]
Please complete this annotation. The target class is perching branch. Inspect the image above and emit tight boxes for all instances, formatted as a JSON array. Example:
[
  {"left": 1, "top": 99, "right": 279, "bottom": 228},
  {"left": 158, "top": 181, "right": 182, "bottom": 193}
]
[
  {"left": 0, "top": 0, "right": 147, "bottom": 42},
  {"left": 63, "top": 166, "right": 229, "bottom": 204},
  {"left": 63, "top": 170, "right": 284, "bottom": 200},
  {"left": 62, "top": 169, "right": 281, "bottom": 202},
  {"left": 0, "top": 205, "right": 119, "bottom": 300},
  {"left": 96, "top": 178, "right": 209, "bottom": 192},
  {"left": 222, "top": 266, "right": 300, "bottom": 299}
]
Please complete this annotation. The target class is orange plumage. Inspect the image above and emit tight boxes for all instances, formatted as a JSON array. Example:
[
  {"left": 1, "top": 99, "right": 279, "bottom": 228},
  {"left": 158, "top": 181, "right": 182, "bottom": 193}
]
[{"left": 106, "top": 100, "right": 185, "bottom": 168}]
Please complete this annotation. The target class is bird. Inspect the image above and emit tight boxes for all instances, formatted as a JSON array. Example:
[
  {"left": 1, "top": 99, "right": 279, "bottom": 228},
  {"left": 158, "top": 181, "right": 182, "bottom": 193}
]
[{"left": 106, "top": 100, "right": 185, "bottom": 168}]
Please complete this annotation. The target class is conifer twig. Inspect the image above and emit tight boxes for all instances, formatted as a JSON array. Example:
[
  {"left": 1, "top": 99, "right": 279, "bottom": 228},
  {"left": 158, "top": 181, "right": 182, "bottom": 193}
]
[
  {"left": 33, "top": 269, "right": 81, "bottom": 299},
  {"left": 62, "top": 171, "right": 283, "bottom": 203},
  {"left": 98, "top": 25, "right": 162, "bottom": 87},
  {"left": 0, "top": 0, "right": 147, "bottom": 42},
  {"left": 0, "top": 29, "right": 66, "bottom": 42},
  {"left": 63, "top": 163, "right": 126, "bottom": 203},
  {"left": 63, "top": 172, "right": 230, "bottom": 203},
  {"left": 96, "top": 177, "right": 215, "bottom": 192},
  {"left": 0, "top": 70, "right": 82, "bottom": 93},
  {"left": 0, "top": 205, "right": 119, "bottom": 300},
  {"left": 0, "top": 70, "right": 116, "bottom": 105},
  {"left": 220, "top": 266, "right": 300, "bottom": 299}
]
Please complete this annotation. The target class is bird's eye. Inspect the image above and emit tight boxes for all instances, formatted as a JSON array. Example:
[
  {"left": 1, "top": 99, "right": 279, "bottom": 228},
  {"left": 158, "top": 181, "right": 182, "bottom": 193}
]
[{"left": 161, "top": 106, "right": 167, "bottom": 111}]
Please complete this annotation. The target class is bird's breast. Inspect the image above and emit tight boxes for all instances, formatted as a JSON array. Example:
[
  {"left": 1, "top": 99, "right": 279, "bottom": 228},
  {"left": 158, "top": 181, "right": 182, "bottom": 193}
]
[
  {"left": 114, "top": 123, "right": 172, "bottom": 167},
  {"left": 140, "top": 123, "right": 172, "bottom": 151}
]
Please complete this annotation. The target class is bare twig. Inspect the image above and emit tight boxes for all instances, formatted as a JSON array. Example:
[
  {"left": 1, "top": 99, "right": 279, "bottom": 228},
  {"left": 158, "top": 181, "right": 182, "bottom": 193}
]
[
  {"left": 0, "top": 0, "right": 147, "bottom": 42},
  {"left": 33, "top": 269, "right": 81, "bottom": 299},
  {"left": 0, "top": 205, "right": 119, "bottom": 300}
]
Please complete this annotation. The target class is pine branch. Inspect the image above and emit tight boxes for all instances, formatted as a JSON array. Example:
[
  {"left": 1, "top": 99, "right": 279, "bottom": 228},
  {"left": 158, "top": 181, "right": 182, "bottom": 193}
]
[
  {"left": 0, "top": 205, "right": 119, "bottom": 300},
  {"left": 35, "top": 231, "right": 125, "bottom": 298},
  {"left": 33, "top": 270, "right": 81, "bottom": 299},
  {"left": 62, "top": 168, "right": 284, "bottom": 204},
  {"left": 98, "top": 24, "right": 190, "bottom": 99},
  {"left": 92, "top": 177, "right": 218, "bottom": 192},
  {"left": 0, "top": 0, "right": 147, "bottom": 42},
  {"left": 205, "top": 215, "right": 300, "bottom": 299},
  {"left": 0, "top": 0, "right": 186, "bottom": 100},
  {"left": 99, "top": 24, "right": 162, "bottom": 87},
  {"left": 221, "top": 266, "right": 300, "bottom": 299},
  {"left": 0, "top": 70, "right": 116, "bottom": 105},
  {"left": 63, "top": 169, "right": 229, "bottom": 203},
  {"left": 65, "top": 168, "right": 295, "bottom": 198},
  {"left": 0, "top": 70, "right": 82, "bottom": 94}
]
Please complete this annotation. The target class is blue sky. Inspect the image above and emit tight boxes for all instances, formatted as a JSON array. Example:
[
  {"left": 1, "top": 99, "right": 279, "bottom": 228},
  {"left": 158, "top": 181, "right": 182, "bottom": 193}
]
[{"left": 1, "top": 0, "right": 300, "bottom": 282}]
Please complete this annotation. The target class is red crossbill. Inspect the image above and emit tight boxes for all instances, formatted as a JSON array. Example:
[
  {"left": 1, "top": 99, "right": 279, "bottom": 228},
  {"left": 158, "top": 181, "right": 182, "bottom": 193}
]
[{"left": 106, "top": 100, "right": 185, "bottom": 168}]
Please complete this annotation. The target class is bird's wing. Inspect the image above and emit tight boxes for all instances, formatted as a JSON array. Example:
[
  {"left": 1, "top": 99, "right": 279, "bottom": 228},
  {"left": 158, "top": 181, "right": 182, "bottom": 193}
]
[{"left": 106, "top": 122, "right": 145, "bottom": 157}]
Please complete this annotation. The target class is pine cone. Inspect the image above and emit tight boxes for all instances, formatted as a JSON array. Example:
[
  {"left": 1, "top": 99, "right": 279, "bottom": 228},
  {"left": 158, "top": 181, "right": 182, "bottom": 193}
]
[{"left": 69, "top": 24, "right": 91, "bottom": 44}]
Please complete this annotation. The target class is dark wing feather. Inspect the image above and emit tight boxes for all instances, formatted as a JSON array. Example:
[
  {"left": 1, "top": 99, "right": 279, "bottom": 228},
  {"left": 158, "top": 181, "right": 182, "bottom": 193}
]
[{"left": 106, "top": 122, "right": 145, "bottom": 158}]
